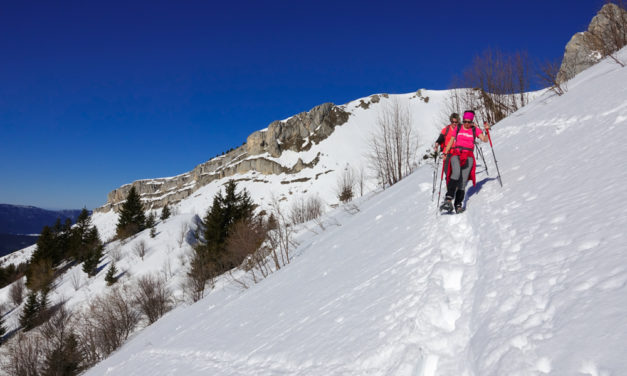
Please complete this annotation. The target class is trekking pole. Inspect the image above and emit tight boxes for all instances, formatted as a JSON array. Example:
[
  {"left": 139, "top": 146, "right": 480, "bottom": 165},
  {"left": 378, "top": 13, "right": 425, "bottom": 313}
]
[
  {"left": 435, "top": 155, "right": 447, "bottom": 214},
  {"left": 431, "top": 152, "right": 440, "bottom": 201},
  {"left": 484, "top": 124, "right": 503, "bottom": 187}
]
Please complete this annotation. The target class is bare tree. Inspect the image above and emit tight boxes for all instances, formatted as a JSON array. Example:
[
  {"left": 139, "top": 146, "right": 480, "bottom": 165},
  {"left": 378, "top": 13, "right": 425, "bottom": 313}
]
[
  {"left": 449, "top": 48, "right": 534, "bottom": 124},
  {"left": 2, "top": 332, "right": 43, "bottom": 376},
  {"left": 108, "top": 246, "right": 122, "bottom": 262},
  {"left": 10, "top": 279, "right": 25, "bottom": 306},
  {"left": 537, "top": 59, "right": 568, "bottom": 96},
  {"left": 368, "top": 98, "right": 418, "bottom": 187},
  {"left": 69, "top": 269, "right": 83, "bottom": 292},
  {"left": 177, "top": 223, "right": 189, "bottom": 248},
  {"left": 267, "top": 197, "right": 297, "bottom": 270},
  {"left": 358, "top": 165, "right": 366, "bottom": 197},
  {"left": 39, "top": 306, "right": 83, "bottom": 375},
  {"left": 133, "top": 274, "right": 172, "bottom": 324},
  {"left": 77, "top": 285, "right": 140, "bottom": 359},
  {"left": 134, "top": 240, "right": 147, "bottom": 261}
]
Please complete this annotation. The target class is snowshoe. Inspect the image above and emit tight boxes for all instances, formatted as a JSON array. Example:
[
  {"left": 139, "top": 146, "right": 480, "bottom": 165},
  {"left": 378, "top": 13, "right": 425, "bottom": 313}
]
[
  {"left": 455, "top": 205, "right": 465, "bottom": 214},
  {"left": 439, "top": 199, "right": 454, "bottom": 213}
]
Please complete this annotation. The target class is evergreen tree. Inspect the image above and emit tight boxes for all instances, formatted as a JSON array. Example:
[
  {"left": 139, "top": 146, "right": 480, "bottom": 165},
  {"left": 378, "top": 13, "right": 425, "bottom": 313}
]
[
  {"left": 199, "top": 180, "right": 256, "bottom": 274},
  {"left": 116, "top": 186, "right": 146, "bottom": 239},
  {"left": 105, "top": 262, "right": 118, "bottom": 286},
  {"left": 31, "top": 226, "right": 55, "bottom": 265},
  {"left": 70, "top": 208, "right": 91, "bottom": 261},
  {"left": 20, "top": 292, "right": 40, "bottom": 331},
  {"left": 81, "top": 227, "right": 103, "bottom": 277},
  {"left": 146, "top": 212, "right": 156, "bottom": 228},
  {"left": 160, "top": 203, "right": 171, "bottom": 220},
  {"left": 43, "top": 333, "right": 81, "bottom": 376}
]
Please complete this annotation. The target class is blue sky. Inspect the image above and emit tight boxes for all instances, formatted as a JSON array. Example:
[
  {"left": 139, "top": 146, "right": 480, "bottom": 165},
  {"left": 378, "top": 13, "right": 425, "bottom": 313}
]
[{"left": 0, "top": 0, "right": 605, "bottom": 210}]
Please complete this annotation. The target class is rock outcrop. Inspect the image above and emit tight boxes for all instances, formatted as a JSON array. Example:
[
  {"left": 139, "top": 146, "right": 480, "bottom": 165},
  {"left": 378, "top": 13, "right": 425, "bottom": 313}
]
[
  {"left": 557, "top": 3, "right": 627, "bottom": 83},
  {"left": 96, "top": 103, "right": 349, "bottom": 213}
]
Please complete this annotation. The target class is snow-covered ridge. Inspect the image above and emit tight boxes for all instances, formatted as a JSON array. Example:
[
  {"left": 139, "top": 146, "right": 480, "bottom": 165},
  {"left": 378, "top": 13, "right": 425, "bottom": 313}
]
[
  {"left": 95, "top": 91, "right": 442, "bottom": 216},
  {"left": 80, "top": 48, "right": 627, "bottom": 375}
]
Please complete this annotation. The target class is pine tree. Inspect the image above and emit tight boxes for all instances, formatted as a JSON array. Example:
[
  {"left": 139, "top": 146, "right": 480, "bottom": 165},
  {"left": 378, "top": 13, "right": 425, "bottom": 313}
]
[
  {"left": 43, "top": 333, "right": 81, "bottom": 376},
  {"left": 199, "top": 180, "right": 256, "bottom": 274},
  {"left": 20, "top": 292, "right": 40, "bottom": 331},
  {"left": 160, "top": 203, "right": 171, "bottom": 221},
  {"left": 30, "top": 226, "right": 55, "bottom": 265},
  {"left": 116, "top": 186, "right": 146, "bottom": 239},
  {"left": 146, "top": 212, "right": 156, "bottom": 228},
  {"left": 105, "top": 262, "right": 118, "bottom": 286}
]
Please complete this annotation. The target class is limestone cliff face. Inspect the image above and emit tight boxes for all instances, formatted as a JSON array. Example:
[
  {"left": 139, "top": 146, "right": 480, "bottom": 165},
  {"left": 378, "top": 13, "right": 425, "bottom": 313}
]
[
  {"left": 557, "top": 3, "right": 627, "bottom": 83},
  {"left": 96, "top": 103, "right": 349, "bottom": 213}
]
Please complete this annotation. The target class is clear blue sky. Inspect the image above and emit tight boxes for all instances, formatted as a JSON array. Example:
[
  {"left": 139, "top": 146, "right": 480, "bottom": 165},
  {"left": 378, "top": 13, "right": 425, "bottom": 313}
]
[{"left": 0, "top": 0, "right": 605, "bottom": 210}]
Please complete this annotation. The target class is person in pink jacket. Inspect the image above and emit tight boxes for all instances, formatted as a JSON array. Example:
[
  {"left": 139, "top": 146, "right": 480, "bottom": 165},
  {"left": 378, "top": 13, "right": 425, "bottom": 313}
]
[{"left": 440, "top": 110, "right": 490, "bottom": 213}]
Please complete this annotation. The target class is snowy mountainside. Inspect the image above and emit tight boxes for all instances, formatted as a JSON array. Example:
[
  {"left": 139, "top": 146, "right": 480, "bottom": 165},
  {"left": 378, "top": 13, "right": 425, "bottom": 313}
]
[
  {"left": 83, "top": 50, "right": 627, "bottom": 375},
  {"left": 92, "top": 90, "right": 449, "bottom": 241},
  {"left": 0, "top": 89, "right": 449, "bottom": 352}
]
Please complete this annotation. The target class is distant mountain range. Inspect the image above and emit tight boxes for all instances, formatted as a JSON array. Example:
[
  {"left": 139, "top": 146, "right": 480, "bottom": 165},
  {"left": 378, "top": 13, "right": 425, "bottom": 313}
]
[{"left": 0, "top": 204, "right": 84, "bottom": 257}]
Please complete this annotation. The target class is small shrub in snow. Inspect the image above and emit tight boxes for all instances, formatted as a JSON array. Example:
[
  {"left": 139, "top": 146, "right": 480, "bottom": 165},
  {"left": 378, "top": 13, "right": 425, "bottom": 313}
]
[
  {"left": 132, "top": 274, "right": 172, "bottom": 324},
  {"left": 336, "top": 165, "right": 356, "bottom": 203},
  {"left": 77, "top": 285, "right": 140, "bottom": 359},
  {"left": 134, "top": 240, "right": 147, "bottom": 261},
  {"left": 69, "top": 269, "right": 82, "bottom": 291},
  {"left": 9, "top": 278, "right": 25, "bottom": 306},
  {"left": 2, "top": 332, "right": 42, "bottom": 375},
  {"left": 289, "top": 195, "right": 323, "bottom": 225}
]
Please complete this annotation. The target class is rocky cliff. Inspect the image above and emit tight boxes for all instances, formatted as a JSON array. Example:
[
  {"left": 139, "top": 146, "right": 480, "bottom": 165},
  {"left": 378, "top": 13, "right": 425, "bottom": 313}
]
[
  {"left": 96, "top": 102, "right": 350, "bottom": 213},
  {"left": 557, "top": 3, "right": 627, "bottom": 83}
]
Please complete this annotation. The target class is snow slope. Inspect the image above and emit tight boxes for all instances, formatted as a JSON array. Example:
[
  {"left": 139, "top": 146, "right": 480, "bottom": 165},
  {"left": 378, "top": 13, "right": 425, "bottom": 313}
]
[{"left": 84, "top": 50, "right": 627, "bottom": 375}]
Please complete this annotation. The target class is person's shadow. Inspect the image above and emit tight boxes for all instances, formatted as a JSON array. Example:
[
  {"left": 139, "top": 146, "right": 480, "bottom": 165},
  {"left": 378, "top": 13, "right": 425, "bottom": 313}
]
[{"left": 464, "top": 177, "right": 497, "bottom": 209}]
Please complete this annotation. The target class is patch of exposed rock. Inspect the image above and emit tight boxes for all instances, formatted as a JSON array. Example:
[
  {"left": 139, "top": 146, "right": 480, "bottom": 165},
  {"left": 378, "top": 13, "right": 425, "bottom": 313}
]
[
  {"left": 246, "top": 102, "right": 350, "bottom": 157},
  {"left": 557, "top": 3, "right": 627, "bottom": 83},
  {"left": 96, "top": 103, "right": 349, "bottom": 213}
]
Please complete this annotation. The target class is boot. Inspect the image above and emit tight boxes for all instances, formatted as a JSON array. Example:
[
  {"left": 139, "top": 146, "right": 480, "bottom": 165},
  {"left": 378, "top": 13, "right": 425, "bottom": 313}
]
[
  {"left": 454, "top": 190, "right": 465, "bottom": 213},
  {"left": 440, "top": 195, "right": 454, "bottom": 212}
]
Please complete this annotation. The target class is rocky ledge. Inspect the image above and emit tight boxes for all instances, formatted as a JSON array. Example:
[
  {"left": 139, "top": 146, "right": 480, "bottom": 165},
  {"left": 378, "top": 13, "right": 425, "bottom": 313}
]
[{"left": 96, "top": 102, "right": 350, "bottom": 213}]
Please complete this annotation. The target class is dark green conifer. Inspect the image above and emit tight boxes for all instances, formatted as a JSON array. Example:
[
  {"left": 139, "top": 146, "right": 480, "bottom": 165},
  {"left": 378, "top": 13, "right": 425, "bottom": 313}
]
[
  {"left": 160, "top": 203, "right": 171, "bottom": 220},
  {"left": 105, "top": 262, "right": 118, "bottom": 286},
  {"left": 116, "top": 186, "right": 146, "bottom": 239},
  {"left": 20, "top": 292, "right": 40, "bottom": 331},
  {"left": 43, "top": 333, "right": 81, "bottom": 375},
  {"left": 146, "top": 212, "right": 156, "bottom": 228},
  {"left": 199, "top": 180, "right": 256, "bottom": 274}
]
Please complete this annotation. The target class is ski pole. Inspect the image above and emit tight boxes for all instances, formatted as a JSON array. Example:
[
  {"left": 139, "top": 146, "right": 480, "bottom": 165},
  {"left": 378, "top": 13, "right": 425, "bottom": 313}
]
[
  {"left": 436, "top": 154, "right": 448, "bottom": 214},
  {"left": 485, "top": 125, "right": 503, "bottom": 187},
  {"left": 431, "top": 152, "right": 440, "bottom": 201}
]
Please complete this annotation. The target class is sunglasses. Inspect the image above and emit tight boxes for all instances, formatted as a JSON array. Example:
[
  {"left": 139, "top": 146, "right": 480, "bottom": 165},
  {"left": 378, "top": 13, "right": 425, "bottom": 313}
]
[{"left": 463, "top": 120, "right": 472, "bottom": 124}]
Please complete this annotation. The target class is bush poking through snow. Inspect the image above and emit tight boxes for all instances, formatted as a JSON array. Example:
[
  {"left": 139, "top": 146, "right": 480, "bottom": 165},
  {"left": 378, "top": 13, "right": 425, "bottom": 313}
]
[
  {"left": 289, "top": 195, "right": 324, "bottom": 225},
  {"left": 9, "top": 279, "right": 25, "bottom": 306},
  {"left": 77, "top": 286, "right": 140, "bottom": 360},
  {"left": 132, "top": 274, "right": 172, "bottom": 324}
]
